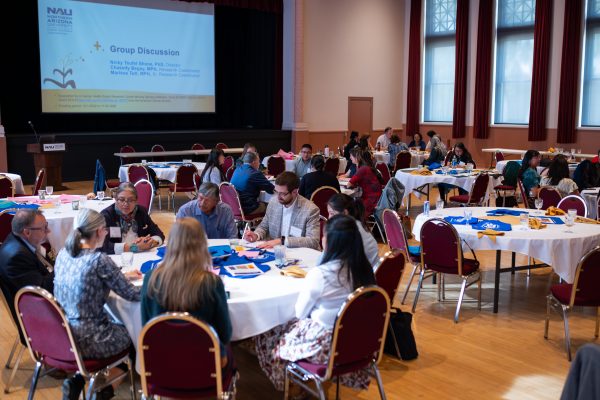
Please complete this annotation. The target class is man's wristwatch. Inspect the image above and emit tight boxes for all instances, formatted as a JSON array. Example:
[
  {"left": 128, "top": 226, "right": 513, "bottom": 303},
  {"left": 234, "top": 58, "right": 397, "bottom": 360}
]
[{"left": 129, "top": 244, "right": 139, "bottom": 253}]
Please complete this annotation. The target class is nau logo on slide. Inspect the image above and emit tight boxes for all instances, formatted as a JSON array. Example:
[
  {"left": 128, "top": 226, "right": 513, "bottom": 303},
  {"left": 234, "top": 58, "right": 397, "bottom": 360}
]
[
  {"left": 46, "top": 6, "right": 73, "bottom": 33},
  {"left": 47, "top": 7, "right": 72, "bottom": 16},
  {"left": 43, "top": 55, "right": 83, "bottom": 89}
]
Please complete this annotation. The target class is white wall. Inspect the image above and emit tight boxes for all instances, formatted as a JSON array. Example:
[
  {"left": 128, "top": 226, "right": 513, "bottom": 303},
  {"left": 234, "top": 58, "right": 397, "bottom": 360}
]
[{"left": 303, "top": 0, "right": 405, "bottom": 132}]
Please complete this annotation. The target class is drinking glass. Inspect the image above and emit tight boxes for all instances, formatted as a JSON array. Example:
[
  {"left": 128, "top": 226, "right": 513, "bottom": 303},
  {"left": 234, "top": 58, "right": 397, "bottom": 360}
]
[
  {"left": 436, "top": 199, "right": 444, "bottom": 216},
  {"left": 45, "top": 186, "right": 53, "bottom": 196},
  {"left": 534, "top": 198, "right": 543, "bottom": 214},
  {"left": 71, "top": 200, "right": 79, "bottom": 210},
  {"left": 274, "top": 245, "right": 286, "bottom": 266},
  {"left": 97, "top": 190, "right": 105, "bottom": 203},
  {"left": 442, "top": 166, "right": 449, "bottom": 175},
  {"left": 463, "top": 209, "right": 472, "bottom": 224},
  {"left": 121, "top": 252, "right": 134, "bottom": 269},
  {"left": 38, "top": 189, "right": 46, "bottom": 200},
  {"left": 520, "top": 213, "right": 529, "bottom": 231},
  {"left": 564, "top": 214, "right": 575, "bottom": 233}
]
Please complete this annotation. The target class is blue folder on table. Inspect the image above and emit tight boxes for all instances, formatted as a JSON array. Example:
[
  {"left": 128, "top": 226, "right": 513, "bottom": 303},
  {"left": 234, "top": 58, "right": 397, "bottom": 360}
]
[
  {"left": 444, "top": 216, "right": 478, "bottom": 225},
  {"left": 486, "top": 209, "right": 528, "bottom": 216}
]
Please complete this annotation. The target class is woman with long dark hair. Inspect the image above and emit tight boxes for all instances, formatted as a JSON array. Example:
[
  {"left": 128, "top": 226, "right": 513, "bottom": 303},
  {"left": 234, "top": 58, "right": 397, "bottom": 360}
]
[
  {"left": 438, "top": 142, "right": 476, "bottom": 202},
  {"left": 408, "top": 132, "right": 426, "bottom": 151},
  {"left": 540, "top": 155, "right": 579, "bottom": 196},
  {"left": 200, "top": 148, "right": 226, "bottom": 184},
  {"left": 347, "top": 149, "right": 384, "bottom": 217},
  {"left": 518, "top": 150, "right": 542, "bottom": 200},
  {"left": 343, "top": 131, "right": 359, "bottom": 163},
  {"left": 255, "top": 214, "right": 376, "bottom": 394}
]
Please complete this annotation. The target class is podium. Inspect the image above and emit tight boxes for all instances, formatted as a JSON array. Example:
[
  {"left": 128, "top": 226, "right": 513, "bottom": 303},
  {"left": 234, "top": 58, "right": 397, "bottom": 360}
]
[{"left": 26, "top": 142, "right": 67, "bottom": 190}]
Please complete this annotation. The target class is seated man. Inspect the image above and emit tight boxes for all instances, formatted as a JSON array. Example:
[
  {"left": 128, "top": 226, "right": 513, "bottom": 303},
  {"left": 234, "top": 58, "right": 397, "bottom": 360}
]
[
  {"left": 244, "top": 171, "right": 320, "bottom": 250},
  {"left": 230, "top": 151, "right": 274, "bottom": 215},
  {"left": 376, "top": 126, "right": 393, "bottom": 150},
  {"left": 294, "top": 144, "right": 313, "bottom": 178},
  {"left": 100, "top": 182, "right": 164, "bottom": 254},
  {"left": 0, "top": 209, "right": 54, "bottom": 341},
  {"left": 177, "top": 182, "right": 237, "bottom": 239}
]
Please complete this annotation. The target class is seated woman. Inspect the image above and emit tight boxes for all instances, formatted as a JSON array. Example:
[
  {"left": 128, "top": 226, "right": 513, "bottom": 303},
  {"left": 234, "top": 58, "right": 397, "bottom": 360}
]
[
  {"left": 298, "top": 155, "right": 341, "bottom": 199},
  {"left": 438, "top": 142, "right": 476, "bottom": 202},
  {"left": 54, "top": 209, "right": 142, "bottom": 400},
  {"left": 347, "top": 150, "right": 384, "bottom": 217},
  {"left": 518, "top": 150, "right": 542, "bottom": 208},
  {"left": 327, "top": 193, "right": 379, "bottom": 267},
  {"left": 387, "top": 135, "right": 409, "bottom": 170},
  {"left": 343, "top": 147, "right": 362, "bottom": 178},
  {"left": 141, "top": 217, "right": 232, "bottom": 364},
  {"left": 255, "top": 214, "right": 376, "bottom": 394},
  {"left": 343, "top": 131, "right": 359, "bottom": 166},
  {"left": 573, "top": 159, "right": 599, "bottom": 190},
  {"left": 199, "top": 148, "right": 226, "bottom": 184},
  {"left": 358, "top": 134, "right": 373, "bottom": 151},
  {"left": 422, "top": 135, "right": 445, "bottom": 167},
  {"left": 100, "top": 182, "right": 165, "bottom": 255},
  {"left": 408, "top": 132, "right": 426, "bottom": 151},
  {"left": 540, "top": 155, "right": 579, "bottom": 196}
]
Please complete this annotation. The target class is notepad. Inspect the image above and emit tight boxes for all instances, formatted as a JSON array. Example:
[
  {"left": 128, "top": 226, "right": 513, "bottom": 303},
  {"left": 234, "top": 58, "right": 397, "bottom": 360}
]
[{"left": 223, "top": 263, "right": 264, "bottom": 276}]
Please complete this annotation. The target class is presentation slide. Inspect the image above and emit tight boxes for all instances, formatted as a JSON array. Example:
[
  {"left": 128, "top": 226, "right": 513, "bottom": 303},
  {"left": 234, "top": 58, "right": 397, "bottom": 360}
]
[{"left": 38, "top": 0, "right": 215, "bottom": 113}]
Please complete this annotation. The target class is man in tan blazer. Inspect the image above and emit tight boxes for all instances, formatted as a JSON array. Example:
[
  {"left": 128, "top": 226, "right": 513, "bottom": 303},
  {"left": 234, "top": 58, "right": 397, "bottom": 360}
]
[{"left": 244, "top": 171, "right": 320, "bottom": 250}]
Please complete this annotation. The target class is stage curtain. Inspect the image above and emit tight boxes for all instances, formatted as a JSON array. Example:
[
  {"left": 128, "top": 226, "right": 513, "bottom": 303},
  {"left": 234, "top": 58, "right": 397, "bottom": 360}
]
[
  {"left": 527, "top": 0, "right": 553, "bottom": 141},
  {"left": 452, "top": 0, "right": 469, "bottom": 138},
  {"left": 472, "top": 0, "right": 493, "bottom": 139},
  {"left": 556, "top": 0, "right": 583, "bottom": 144},
  {"left": 406, "top": 0, "right": 423, "bottom": 138}
]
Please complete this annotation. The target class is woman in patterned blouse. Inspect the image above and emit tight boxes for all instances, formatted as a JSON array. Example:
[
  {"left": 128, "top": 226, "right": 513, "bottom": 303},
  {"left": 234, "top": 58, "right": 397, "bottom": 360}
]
[{"left": 54, "top": 208, "right": 141, "bottom": 399}]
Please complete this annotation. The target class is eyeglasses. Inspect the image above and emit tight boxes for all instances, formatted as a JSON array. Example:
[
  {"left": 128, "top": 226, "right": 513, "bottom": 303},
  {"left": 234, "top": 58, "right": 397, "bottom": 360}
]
[
  {"left": 274, "top": 190, "right": 290, "bottom": 197},
  {"left": 26, "top": 224, "right": 49, "bottom": 232},
  {"left": 116, "top": 198, "right": 136, "bottom": 204}
]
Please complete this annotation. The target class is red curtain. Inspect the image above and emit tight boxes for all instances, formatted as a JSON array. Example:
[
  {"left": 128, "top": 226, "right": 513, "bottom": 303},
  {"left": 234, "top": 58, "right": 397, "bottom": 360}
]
[
  {"left": 528, "top": 0, "right": 553, "bottom": 141},
  {"left": 557, "top": 0, "right": 583, "bottom": 144},
  {"left": 472, "top": 0, "right": 493, "bottom": 139},
  {"left": 405, "top": 0, "right": 423, "bottom": 137},
  {"left": 452, "top": 0, "right": 469, "bottom": 138}
]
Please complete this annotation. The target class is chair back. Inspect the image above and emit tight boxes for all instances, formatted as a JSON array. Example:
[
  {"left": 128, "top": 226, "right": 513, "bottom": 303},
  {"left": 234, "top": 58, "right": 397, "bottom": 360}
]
[
  {"left": 557, "top": 195, "right": 588, "bottom": 217},
  {"left": 502, "top": 161, "right": 520, "bottom": 187},
  {"left": 225, "top": 166, "right": 235, "bottom": 182},
  {"left": 324, "top": 157, "right": 340, "bottom": 176},
  {"left": 466, "top": 173, "right": 490, "bottom": 205},
  {"left": 394, "top": 151, "right": 412, "bottom": 172},
  {"left": 219, "top": 182, "right": 245, "bottom": 220},
  {"left": 222, "top": 156, "right": 234, "bottom": 175},
  {"left": 0, "top": 174, "right": 15, "bottom": 198},
  {"left": 537, "top": 187, "right": 562, "bottom": 210},
  {"left": 324, "top": 286, "right": 390, "bottom": 379},
  {"left": 375, "top": 162, "right": 391, "bottom": 185},
  {"left": 319, "top": 215, "right": 327, "bottom": 249},
  {"left": 597, "top": 196, "right": 600, "bottom": 222},
  {"left": 151, "top": 144, "right": 166, "bottom": 161},
  {"left": 173, "top": 164, "right": 199, "bottom": 190},
  {"left": 569, "top": 246, "right": 600, "bottom": 307},
  {"left": 374, "top": 250, "right": 405, "bottom": 306},
  {"left": 215, "top": 143, "right": 228, "bottom": 150},
  {"left": 420, "top": 219, "right": 465, "bottom": 275},
  {"left": 495, "top": 151, "right": 505, "bottom": 162},
  {"left": 119, "top": 145, "right": 137, "bottom": 165},
  {"left": 15, "top": 287, "right": 86, "bottom": 373},
  {"left": 139, "top": 313, "right": 226, "bottom": 398},
  {"left": 382, "top": 209, "right": 411, "bottom": 258},
  {"left": 127, "top": 164, "right": 149, "bottom": 184},
  {"left": 310, "top": 186, "right": 339, "bottom": 218},
  {"left": 191, "top": 143, "right": 205, "bottom": 150},
  {"left": 444, "top": 150, "right": 453, "bottom": 165},
  {"left": 32, "top": 168, "right": 46, "bottom": 195},
  {"left": 0, "top": 209, "right": 15, "bottom": 243},
  {"left": 134, "top": 179, "right": 154, "bottom": 214},
  {"left": 267, "top": 156, "right": 285, "bottom": 177},
  {"left": 517, "top": 178, "right": 529, "bottom": 208}
]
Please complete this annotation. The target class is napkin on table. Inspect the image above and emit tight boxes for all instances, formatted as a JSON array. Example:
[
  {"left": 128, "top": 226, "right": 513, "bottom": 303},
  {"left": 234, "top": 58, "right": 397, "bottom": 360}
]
[
  {"left": 574, "top": 216, "right": 600, "bottom": 225},
  {"left": 529, "top": 218, "right": 547, "bottom": 230},
  {"left": 410, "top": 168, "right": 432, "bottom": 176},
  {"left": 545, "top": 206, "right": 565, "bottom": 216},
  {"left": 476, "top": 229, "right": 505, "bottom": 243}
]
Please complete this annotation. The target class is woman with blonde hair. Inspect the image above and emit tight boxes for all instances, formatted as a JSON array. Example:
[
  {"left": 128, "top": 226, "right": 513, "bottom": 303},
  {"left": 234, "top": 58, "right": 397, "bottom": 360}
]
[{"left": 141, "top": 217, "right": 232, "bottom": 360}]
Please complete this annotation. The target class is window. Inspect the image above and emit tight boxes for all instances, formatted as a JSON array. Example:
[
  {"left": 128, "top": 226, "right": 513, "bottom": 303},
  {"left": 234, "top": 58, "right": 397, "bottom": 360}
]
[
  {"left": 423, "top": 0, "right": 457, "bottom": 122},
  {"left": 493, "top": 0, "right": 536, "bottom": 124},
  {"left": 582, "top": 0, "right": 600, "bottom": 126}
]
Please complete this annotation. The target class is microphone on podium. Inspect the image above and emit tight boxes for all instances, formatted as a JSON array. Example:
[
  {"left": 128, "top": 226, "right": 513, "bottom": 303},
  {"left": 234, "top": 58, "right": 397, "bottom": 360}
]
[{"left": 28, "top": 120, "right": 41, "bottom": 144}]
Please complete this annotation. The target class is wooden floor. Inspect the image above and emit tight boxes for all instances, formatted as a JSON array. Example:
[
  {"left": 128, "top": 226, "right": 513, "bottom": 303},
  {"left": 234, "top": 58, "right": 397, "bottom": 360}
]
[{"left": 1, "top": 181, "right": 595, "bottom": 399}]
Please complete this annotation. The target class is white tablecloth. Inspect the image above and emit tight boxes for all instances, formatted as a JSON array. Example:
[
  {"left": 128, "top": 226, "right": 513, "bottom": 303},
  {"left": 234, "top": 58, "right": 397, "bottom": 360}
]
[
  {"left": 496, "top": 160, "right": 577, "bottom": 178},
  {"left": 108, "top": 239, "right": 322, "bottom": 367},
  {"left": 581, "top": 189, "right": 598, "bottom": 220},
  {"left": 1, "top": 173, "right": 26, "bottom": 195},
  {"left": 412, "top": 207, "right": 600, "bottom": 283},
  {"left": 262, "top": 156, "right": 347, "bottom": 174},
  {"left": 119, "top": 162, "right": 205, "bottom": 183},
  {"left": 374, "top": 151, "right": 428, "bottom": 168}
]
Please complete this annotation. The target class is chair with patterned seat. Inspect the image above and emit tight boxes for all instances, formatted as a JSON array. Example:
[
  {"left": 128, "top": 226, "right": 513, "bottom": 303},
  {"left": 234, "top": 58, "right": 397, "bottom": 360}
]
[
  {"left": 310, "top": 186, "right": 339, "bottom": 219},
  {"left": 448, "top": 173, "right": 490, "bottom": 207},
  {"left": 267, "top": 156, "right": 285, "bottom": 177},
  {"left": 545, "top": 246, "right": 600, "bottom": 361},
  {"left": 139, "top": 312, "right": 238, "bottom": 399},
  {"left": 324, "top": 157, "right": 340, "bottom": 176},
  {"left": 284, "top": 286, "right": 390, "bottom": 400},
  {"left": 15, "top": 286, "right": 136, "bottom": 400},
  {"left": 557, "top": 195, "right": 588, "bottom": 217},
  {"left": 219, "top": 182, "right": 264, "bottom": 231},
  {"left": 413, "top": 218, "right": 482, "bottom": 323},
  {"left": 168, "top": 164, "right": 198, "bottom": 212},
  {"left": 537, "top": 187, "right": 562, "bottom": 210},
  {"left": 394, "top": 151, "right": 412, "bottom": 173}
]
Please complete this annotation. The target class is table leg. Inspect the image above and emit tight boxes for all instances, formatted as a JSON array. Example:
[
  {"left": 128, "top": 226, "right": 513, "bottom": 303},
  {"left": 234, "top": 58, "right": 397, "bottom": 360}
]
[
  {"left": 494, "top": 250, "right": 501, "bottom": 313},
  {"left": 511, "top": 252, "right": 516, "bottom": 274}
]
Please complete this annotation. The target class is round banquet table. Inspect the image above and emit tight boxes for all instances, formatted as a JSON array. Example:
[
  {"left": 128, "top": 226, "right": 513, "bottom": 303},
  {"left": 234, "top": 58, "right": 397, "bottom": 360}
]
[
  {"left": 374, "top": 151, "right": 428, "bottom": 168},
  {"left": 119, "top": 162, "right": 205, "bottom": 183},
  {"left": 106, "top": 239, "right": 322, "bottom": 369},
  {"left": 412, "top": 207, "right": 600, "bottom": 312},
  {"left": 262, "top": 155, "right": 347, "bottom": 174}
]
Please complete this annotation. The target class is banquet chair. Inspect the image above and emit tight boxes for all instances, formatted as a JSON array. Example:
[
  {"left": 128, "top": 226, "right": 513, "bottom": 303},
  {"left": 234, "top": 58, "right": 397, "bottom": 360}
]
[
  {"left": 0, "top": 279, "right": 25, "bottom": 394},
  {"left": 127, "top": 164, "right": 150, "bottom": 184},
  {"left": 225, "top": 166, "right": 235, "bottom": 182},
  {"left": 0, "top": 174, "right": 15, "bottom": 198},
  {"left": 139, "top": 313, "right": 237, "bottom": 400},
  {"left": 168, "top": 164, "right": 198, "bottom": 212},
  {"left": 222, "top": 155, "right": 234, "bottom": 175},
  {"left": 0, "top": 209, "right": 15, "bottom": 243},
  {"left": 394, "top": 151, "right": 412, "bottom": 173},
  {"left": 414, "top": 219, "right": 481, "bottom": 323},
  {"left": 448, "top": 173, "right": 490, "bottom": 207},
  {"left": 215, "top": 142, "right": 228, "bottom": 150},
  {"left": 557, "top": 195, "right": 588, "bottom": 217},
  {"left": 495, "top": 151, "right": 505, "bottom": 163},
  {"left": 94, "top": 159, "right": 121, "bottom": 198},
  {"left": 119, "top": 145, "right": 139, "bottom": 165},
  {"left": 191, "top": 143, "right": 205, "bottom": 150},
  {"left": 310, "top": 186, "right": 339, "bottom": 219},
  {"left": 284, "top": 286, "right": 390, "bottom": 400},
  {"left": 267, "top": 156, "right": 285, "bottom": 177},
  {"left": 382, "top": 209, "right": 426, "bottom": 306},
  {"left": 324, "top": 157, "right": 340, "bottom": 176},
  {"left": 376, "top": 162, "right": 391, "bottom": 185},
  {"left": 537, "top": 187, "right": 562, "bottom": 210},
  {"left": 494, "top": 160, "right": 519, "bottom": 207},
  {"left": 134, "top": 179, "right": 155, "bottom": 214},
  {"left": 31, "top": 168, "right": 46, "bottom": 195},
  {"left": 443, "top": 150, "right": 453, "bottom": 166},
  {"left": 597, "top": 196, "right": 600, "bottom": 221},
  {"left": 150, "top": 144, "right": 166, "bottom": 162},
  {"left": 15, "top": 287, "right": 136, "bottom": 400},
  {"left": 544, "top": 246, "right": 600, "bottom": 361},
  {"left": 319, "top": 215, "right": 327, "bottom": 249},
  {"left": 517, "top": 178, "right": 531, "bottom": 208},
  {"left": 219, "top": 182, "right": 264, "bottom": 231}
]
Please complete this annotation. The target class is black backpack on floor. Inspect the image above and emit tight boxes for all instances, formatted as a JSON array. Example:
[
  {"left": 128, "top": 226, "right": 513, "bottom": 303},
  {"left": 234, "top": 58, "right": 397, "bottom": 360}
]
[{"left": 383, "top": 309, "right": 418, "bottom": 361}]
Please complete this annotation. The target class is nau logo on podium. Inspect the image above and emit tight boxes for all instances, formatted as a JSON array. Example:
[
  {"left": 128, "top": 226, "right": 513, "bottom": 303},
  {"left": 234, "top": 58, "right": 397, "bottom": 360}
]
[{"left": 43, "top": 143, "right": 66, "bottom": 152}]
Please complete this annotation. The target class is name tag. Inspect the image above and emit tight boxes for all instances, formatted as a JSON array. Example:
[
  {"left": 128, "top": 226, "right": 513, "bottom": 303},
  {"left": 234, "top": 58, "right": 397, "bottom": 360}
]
[
  {"left": 289, "top": 226, "right": 302, "bottom": 237},
  {"left": 110, "top": 227, "right": 121, "bottom": 238}
]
